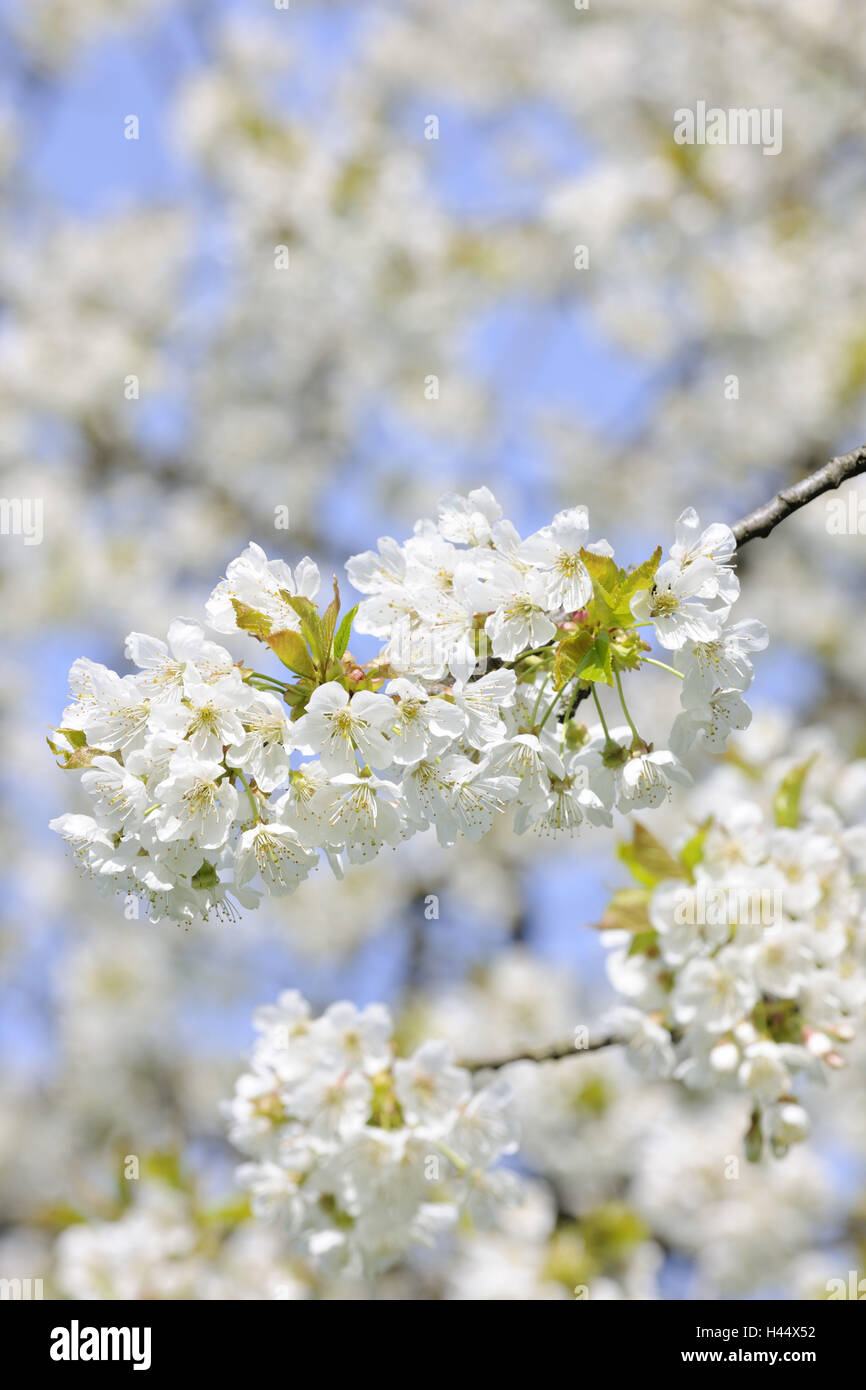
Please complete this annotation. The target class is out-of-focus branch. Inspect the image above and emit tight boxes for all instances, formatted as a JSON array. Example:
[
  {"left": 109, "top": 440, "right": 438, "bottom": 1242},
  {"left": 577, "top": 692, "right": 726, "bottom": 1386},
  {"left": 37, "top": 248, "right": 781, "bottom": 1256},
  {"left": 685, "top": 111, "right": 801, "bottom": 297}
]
[
  {"left": 733, "top": 443, "right": 866, "bottom": 548},
  {"left": 461, "top": 1033, "right": 621, "bottom": 1072}
]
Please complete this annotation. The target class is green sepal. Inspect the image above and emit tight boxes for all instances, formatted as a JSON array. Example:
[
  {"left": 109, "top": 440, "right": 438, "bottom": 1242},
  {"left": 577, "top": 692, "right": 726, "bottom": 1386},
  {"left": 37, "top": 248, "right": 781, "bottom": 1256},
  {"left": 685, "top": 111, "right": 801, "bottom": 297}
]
[
  {"left": 191, "top": 859, "right": 220, "bottom": 891},
  {"left": 753, "top": 997, "right": 803, "bottom": 1045},
  {"left": 49, "top": 738, "right": 120, "bottom": 770}
]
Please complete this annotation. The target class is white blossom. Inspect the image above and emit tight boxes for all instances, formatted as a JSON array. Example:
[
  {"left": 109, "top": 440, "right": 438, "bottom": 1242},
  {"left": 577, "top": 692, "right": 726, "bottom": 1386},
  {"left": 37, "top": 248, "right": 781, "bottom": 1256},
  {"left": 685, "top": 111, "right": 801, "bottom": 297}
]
[
  {"left": 50, "top": 493, "right": 761, "bottom": 926},
  {"left": 226, "top": 991, "right": 518, "bottom": 1276}
]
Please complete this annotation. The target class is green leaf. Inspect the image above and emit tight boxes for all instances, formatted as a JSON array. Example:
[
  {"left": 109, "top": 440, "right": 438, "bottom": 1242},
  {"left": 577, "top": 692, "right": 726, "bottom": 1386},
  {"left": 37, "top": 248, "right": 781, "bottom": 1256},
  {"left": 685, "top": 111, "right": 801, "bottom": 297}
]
[
  {"left": 200, "top": 1195, "right": 252, "bottom": 1229},
  {"left": 618, "top": 821, "right": 689, "bottom": 888},
  {"left": 281, "top": 594, "right": 325, "bottom": 666},
  {"left": 577, "top": 631, "right": 613, "bottom": 686},
  {"left": 142, "top": 1151, "right": 188, "bottom": 1191},
  {"left": 554, "top": 630, "right": 613, "bottom": 689},
  {"left": 619, "top": 546, "right": 662, "bottom": 609},
  {"left": 554, "top": 628, "right": 593, "bottom": 688},
  {"left": 33, "top": 1202, "right": 87, "bottom": 1231},
  {"left": 580, "top": 546, "right": 663, "bottom": 632},
  {"left": 572, "top": 1077, "right": 610, "bottom": 1118},
  {"left": 679, "top": 820, "right": 710, "bottom": 875},
  {"left": 266, "top": 629, "right": 315, "bottom": 678},
  {"left": 597, "top": 886, "right": 652, "bottom": 933},
  {"left": 283, "top": 680, "right": 314, "bottom": 711},
  {"left": 580, "top": 550, "right": 620, "bottom": 630},
  {"left": 319, "top": 578, "right": 342, "bottom": 666},
  {"left": 627, "top": 928, "right": 659, "bottom": 957},
  {"left": 773, "top": 758, "right": 814, "bottom": 828},
  {"left": 744, "top": 1107, "right": 763, "bottom": 1163},
  {"left": 231, "top": 600, "right": 272, "bottom": 639},
  {"left": 579, "top": 1201, "right": 650, "bottom": 1263},
  {"left": 753, "top": 997, "right": 804, "bottom": 1045},
  {"left": 579, "top": 548, "right": 620, "bottom": 596},
  {"left": 334, "top": 604, "right": 358, "bottom": 661}
]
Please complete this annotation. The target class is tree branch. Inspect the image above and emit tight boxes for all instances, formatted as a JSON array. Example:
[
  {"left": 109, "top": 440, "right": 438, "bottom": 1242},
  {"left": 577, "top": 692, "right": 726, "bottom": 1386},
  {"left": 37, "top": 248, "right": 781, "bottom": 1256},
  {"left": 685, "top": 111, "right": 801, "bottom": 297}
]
[
  {"left": 732, "top": 444, "right": 866, "bottom": 548},
  {"left": 462, "top": 1033, "right": 621, "bottom": 1072}
]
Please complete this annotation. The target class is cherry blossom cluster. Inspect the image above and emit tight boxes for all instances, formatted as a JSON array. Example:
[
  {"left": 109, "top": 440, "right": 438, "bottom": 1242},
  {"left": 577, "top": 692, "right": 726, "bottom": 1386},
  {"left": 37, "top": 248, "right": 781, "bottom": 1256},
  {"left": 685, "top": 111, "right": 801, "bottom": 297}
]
[
  {"left": 604, "top": 788, "right": 866, "bottom": 1156},
  {"left": 53, "top": 1180, "right": 310, "bottom": 1301},
  {"left": 225, "top": 990, "right": 519, "bottom": 1275},
  {"left": 48, "top": 489, "right": 763, "bottom": 926}
]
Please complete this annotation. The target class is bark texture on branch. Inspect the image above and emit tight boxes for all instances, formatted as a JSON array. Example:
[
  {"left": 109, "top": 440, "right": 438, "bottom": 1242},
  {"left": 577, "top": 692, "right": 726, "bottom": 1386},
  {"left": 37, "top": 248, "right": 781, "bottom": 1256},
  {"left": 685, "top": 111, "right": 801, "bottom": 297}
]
[
  {"left": 462, "top": 1034, "right": 620, "bottom": 1072},
  {"left": 732, "top": 444, "right": 866, "bottom": 547}
]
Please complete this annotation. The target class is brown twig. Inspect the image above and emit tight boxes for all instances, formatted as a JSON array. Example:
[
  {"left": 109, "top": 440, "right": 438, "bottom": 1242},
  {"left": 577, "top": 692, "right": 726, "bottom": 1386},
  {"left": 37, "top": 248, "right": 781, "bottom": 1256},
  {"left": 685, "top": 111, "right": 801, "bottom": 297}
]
[
  {"left": 732, "top": 444, "right": 866, "bottom": 548},
  {"left": 462, "top": 1033, "right": 621, "bottom": 1072}
]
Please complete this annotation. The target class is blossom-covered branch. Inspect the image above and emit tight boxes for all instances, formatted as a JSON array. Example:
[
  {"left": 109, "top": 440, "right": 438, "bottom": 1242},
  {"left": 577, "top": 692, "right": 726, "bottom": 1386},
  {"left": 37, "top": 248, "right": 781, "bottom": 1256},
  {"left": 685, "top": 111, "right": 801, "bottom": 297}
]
[
  {"left": 48, "top": 489, "right": 762, "bottom": 927},
  {"left": 460, "top": 725, "right": 866, "bottom": 1164}
]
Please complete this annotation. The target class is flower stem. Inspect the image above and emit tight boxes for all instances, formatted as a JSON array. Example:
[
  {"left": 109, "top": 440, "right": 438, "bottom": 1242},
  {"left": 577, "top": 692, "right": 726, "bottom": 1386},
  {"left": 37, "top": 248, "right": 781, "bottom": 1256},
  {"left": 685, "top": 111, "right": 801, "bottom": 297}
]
[
  {"left": 642, "top": 656, "right": 684, "bottom": 680},
  {"left": 591, "top": 685, "right": 612, "bottom": 743},
  {"left": 536, "top": 685, "right": 564, "bottom": 734},
  {"left": 433, "top": 1140, "right": 467, "bottom": 1175},
  {"left": 248, "top": 671, "right": 289, "bottom": 691},
  {"left": 513, "top": 644, "right": 556, "bottom": 663},
  {"left": 614, "top": 665, "right": 641, "bottom": 744},
  {"left": 237, "top": 772, "right": 262, "bottom": 825},
  {"left": 530, "top": 673, "right": 552, "bottom": 726}
]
